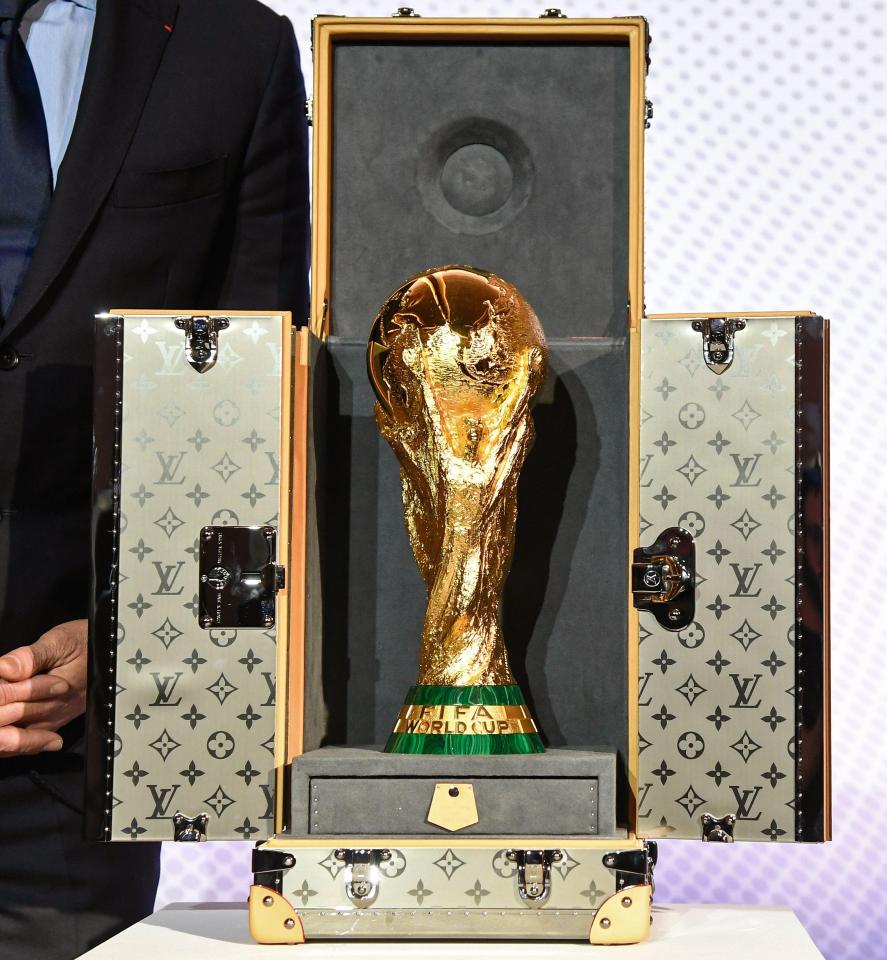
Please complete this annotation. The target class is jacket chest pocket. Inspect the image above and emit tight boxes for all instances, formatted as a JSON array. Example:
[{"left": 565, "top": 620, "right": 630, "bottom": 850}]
[{"left": 112, "top": 155, "right": 228, "bottom": 209}]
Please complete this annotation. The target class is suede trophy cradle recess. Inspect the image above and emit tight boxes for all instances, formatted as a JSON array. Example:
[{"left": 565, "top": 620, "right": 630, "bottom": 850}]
[{"left": 84, "top": 11, "right": 830, "bottom": 950}]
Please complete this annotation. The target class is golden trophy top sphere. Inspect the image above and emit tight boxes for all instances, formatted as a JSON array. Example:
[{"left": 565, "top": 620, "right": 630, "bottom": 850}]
[{"left": 368, "top": 266, "right": 547, "bottom": 754}]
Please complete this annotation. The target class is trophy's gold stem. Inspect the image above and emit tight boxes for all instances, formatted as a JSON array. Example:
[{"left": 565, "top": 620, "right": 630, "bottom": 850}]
[{"left": 417, "top": 490, "right": 516, "bottom": 687}]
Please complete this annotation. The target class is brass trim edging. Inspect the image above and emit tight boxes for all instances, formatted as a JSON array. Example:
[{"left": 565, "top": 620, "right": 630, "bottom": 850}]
[
  {"left": 260, "top": 835, "right": 641, "bottom": 851},
  {"left": 287, "top": 327, "right": 311, "bottom": 763},
  {"left": 275, "top": 314, "right": 294, "bottom": 833}
]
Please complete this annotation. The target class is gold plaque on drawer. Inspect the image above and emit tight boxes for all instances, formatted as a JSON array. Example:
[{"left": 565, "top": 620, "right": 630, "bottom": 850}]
[{"left": 427, "top": 783, "right": 479, "bottom": 832}]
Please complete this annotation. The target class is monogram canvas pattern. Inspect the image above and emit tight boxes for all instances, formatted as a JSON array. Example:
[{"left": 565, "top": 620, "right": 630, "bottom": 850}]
[
  {"left": 638, "top": 316, "right": 797, "bottom": 841},
  {"left": 110, "top": 313, "right": 285, "bottom": 841},
  {"left": 273, "top": 843, "right": 622, "bottom": 929}
]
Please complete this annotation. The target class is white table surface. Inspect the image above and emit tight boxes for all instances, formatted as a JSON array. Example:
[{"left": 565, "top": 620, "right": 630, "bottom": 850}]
[{"left": 80, "top": 902, "right": 824, "bottom": 958}]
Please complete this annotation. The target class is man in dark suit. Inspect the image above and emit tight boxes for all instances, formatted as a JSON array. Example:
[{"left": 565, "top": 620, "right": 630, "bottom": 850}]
[{"left": 0, "top": 0, "right": 309, "bottom": 956}]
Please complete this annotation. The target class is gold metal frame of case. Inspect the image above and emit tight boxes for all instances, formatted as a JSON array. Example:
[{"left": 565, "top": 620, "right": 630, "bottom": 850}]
[{"left": 308, "top": 13, "right": 650, "bottom": 835}]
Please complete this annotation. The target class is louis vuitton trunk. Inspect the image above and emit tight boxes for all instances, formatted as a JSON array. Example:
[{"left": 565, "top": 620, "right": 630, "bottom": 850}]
[{"left": 85, "top": 9, "right": 830, "bottom": 950}]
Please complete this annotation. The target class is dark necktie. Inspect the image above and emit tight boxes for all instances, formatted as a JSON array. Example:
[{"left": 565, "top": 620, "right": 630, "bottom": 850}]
[{"left": 0, "top": 0, "right": 52, "bottom": 324}]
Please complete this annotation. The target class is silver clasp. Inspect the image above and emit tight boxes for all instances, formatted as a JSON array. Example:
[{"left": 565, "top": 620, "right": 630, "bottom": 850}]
[
  {"left": 335, "top": 849, "right": 391, "bottom": 904},
  {"left": 506, "top": 849, "right": 563, "bottom": 903},
  {"left": 174, "top": 315, "right": 229, "bottom": 373},
  {"left": 632, "top": 527, "right": 695, "bottom": 631},
  {"left": 692, "top": 317, "right": 746, "bottom": 375},
  {"left": 701, "top": 813, "right": 736, "bottom": 842},
  {"left": 172, "top": 812, "right": 208, "bottom": 841}
]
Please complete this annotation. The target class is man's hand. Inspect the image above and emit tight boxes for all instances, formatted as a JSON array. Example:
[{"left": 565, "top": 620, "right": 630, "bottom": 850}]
[{"left": 0, "top": 619, "right": 88, "bottom": 756}]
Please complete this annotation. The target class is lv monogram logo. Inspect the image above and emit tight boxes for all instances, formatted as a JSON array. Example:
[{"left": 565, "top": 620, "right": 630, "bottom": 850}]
[
  {"left": 265, "top": 451, "right": 280, "bottom": 486},
  {"left": 729, "top": 673, "right": 763, "bottom": 709},
  {"left": 638, "top": 781, "right": 653, "bottom": 819},
  {"left": 730, "top": 453, "right": 763, "bottom": 487},
  {"left": 640, "top": 453, "right": 654, "bottom": 488},
  {"left": 261, "top": 672, "right": 276, "bottom": 708},
  {"left": 729, "top": 562, "right": 763, "bottom": 598},
  {"left": 152, "top": 560, "right": 186, "bottom": 596},
  {"left": 150, "top": 671, "right": 184, "bottom": 707},
  {"left": 146, "top": 784, "right": 181, "bottom": 819},
  {"left": 638, "top": 672, "right": 654, "bottom": 708},
  {"left": 729, "top": 784, "right": 763, "bottom": 821},
  {"left": 154, "top": 341, "right": 185, "bottom": 376},
  {"left": 155, "top": 451, "right": 187, "bottom": 485},
  {"left": 265, "top": 341, "right": 282, "bottom": 375},
  {"left": 259, "top": 783, "right": 275, "bottom": 820}
]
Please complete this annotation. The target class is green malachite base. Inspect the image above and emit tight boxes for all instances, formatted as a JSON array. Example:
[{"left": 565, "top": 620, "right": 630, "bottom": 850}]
[
  {"left": 384, "top": 684, "right": 545, "bottom": 755},
  {"left": 403, "top": 684, "right": 527, "bottom": 706},
  {"left": 385, "top": 731, "right": 545, "bottom": 754}
]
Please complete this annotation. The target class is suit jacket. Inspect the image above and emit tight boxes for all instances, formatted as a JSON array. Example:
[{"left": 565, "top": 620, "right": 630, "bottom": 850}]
[{"left": 0, "top": 0, "right": 309, "bottom": 768}]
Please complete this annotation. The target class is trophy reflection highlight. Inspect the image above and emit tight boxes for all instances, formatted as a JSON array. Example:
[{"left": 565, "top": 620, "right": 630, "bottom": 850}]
[{"left": 368, "top": 266, "right": 547, "bottom": 754}]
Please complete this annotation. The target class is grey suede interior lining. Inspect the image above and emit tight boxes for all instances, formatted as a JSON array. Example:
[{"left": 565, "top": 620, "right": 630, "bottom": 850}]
[
  {"left": 307, "top": 336, "right": 629, "bottom": 824},
  {"left": 330, "top": 41, "right": 630, "bottom": 339}
]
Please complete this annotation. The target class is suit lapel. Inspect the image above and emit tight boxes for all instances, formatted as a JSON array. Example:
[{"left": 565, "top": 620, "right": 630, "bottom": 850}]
[{"left": 5, "top": 0, "right": 180, "bottom": 335}]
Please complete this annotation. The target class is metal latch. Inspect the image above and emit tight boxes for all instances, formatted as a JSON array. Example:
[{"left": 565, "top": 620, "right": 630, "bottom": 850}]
[
  {"left": 174, "top": 315, "right": 229, "bottom": 373},
  {"left": 199, "top": 526, "right": 285, "bottom": 629},
  {"left": 644, "top": 98, "right": 654, "bottom": 128},
  {"left": 701, "top": 813, "right": 736, "bottom": 842},
  {"left": 539, "top": 8, "right": 567, "bottom": 16},
  {"left": 335, "top": 849, "right": 391, "bottom": 904},
  {"left": 692, "top": 316, "right": 746, "bottom": 375},
  {"left": 305, "top": 97, "right": 313, "bottom": 126},
  {"left": 173, "top": 812, "right": 208, "bottom": 842},
  {"left": 632, "top": 526, "right": 695, "bottom": 631},
  {"left": 393, "top": 6, "right": 420, "bottom": 15},
  {"left": 253, "top": 847, "right": 296, "bottom": 893},
  {"left": 506, "top": 849, "right": 563, "bottom": 902},
  {"left": 603, "top": 841, "right": 658, "bottom": 893}
]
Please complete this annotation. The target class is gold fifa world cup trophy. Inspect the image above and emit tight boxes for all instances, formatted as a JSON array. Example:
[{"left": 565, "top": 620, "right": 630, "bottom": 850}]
[{"left": 367, "top": 266, "right": 547, "bottom": 754}]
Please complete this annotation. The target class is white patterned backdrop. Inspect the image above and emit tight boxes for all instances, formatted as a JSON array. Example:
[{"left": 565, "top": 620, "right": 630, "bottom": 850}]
[{"left": 156, "top": 3, "right": 887, "bottom": 959}]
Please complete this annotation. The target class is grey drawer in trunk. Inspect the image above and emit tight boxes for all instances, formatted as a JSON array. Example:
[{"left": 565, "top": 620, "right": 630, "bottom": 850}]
[
  {"left": 309, "top": 776, "right": 598, "bottom": 836},
  {"left": 289, "top": 746, "right": 617, "bottom": 837}
]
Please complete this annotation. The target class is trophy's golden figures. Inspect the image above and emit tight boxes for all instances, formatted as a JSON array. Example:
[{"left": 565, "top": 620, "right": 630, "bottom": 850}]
[{"left": 368, "top": 266, "right": 547, "bottom": 754}]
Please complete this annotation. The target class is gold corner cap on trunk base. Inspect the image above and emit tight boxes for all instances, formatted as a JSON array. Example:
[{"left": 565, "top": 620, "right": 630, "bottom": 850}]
[
  {"left": 248, "top": 885, "right": 304, "bottom": 944},
  {"left": 589, "top": 884, "right": 653, "bottom": 945}
]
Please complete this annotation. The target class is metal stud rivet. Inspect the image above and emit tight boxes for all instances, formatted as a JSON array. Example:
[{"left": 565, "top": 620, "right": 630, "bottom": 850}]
[
  {"left": 284, "top": 918, "right": 295, "bottom": 929},
  {"left": 621, "top": 896, "right": 633, "bottom": 908},
  {"left": 263, "top": 896, "right": 273, "bottom": 907},
  {"left": 600, "top": 917, "right": 611, "bottom": 929}
]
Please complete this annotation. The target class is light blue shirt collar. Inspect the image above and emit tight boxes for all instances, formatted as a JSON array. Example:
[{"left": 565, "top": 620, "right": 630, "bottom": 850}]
[{"left": 21, "top": 0, "right": 97, "bottom": 183}]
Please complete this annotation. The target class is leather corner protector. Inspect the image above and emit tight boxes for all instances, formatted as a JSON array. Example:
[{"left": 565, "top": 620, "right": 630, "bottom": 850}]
[
  {"left": 248, "top": 884, "right": 305, "bottom": 944},
  {"left": 589, "top": 884, "right": 653, "bottom": 946}
]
